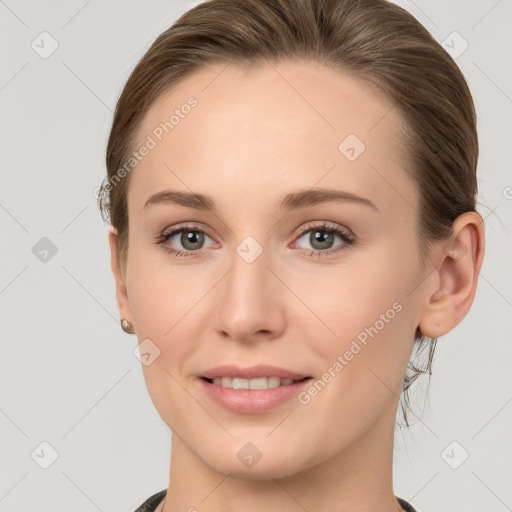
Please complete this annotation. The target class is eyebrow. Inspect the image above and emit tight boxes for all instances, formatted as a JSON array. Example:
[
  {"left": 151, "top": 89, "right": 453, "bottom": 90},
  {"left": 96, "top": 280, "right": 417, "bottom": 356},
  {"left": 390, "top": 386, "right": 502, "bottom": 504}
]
[{"left": 143, "top": 188, "right": 378, "bottom": 212}]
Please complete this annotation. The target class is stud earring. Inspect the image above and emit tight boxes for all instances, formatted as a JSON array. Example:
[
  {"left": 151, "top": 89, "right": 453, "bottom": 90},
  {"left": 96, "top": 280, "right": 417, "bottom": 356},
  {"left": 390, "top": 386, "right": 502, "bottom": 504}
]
[{"left": 120, "top": 319, "right": 135, "bottom": 334}]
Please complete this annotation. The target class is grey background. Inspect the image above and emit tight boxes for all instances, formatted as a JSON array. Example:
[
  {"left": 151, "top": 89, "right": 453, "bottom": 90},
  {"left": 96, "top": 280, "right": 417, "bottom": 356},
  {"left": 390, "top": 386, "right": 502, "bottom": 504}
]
[{"left": 1, "top": 1, "right": 511, "bottom": 511}]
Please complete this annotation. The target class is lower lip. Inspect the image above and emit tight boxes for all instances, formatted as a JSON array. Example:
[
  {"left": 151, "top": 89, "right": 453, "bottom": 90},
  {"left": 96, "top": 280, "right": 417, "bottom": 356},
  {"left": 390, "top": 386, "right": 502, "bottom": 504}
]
[{"left": 199, "top": 377, "right": 313, "bottom": 413}]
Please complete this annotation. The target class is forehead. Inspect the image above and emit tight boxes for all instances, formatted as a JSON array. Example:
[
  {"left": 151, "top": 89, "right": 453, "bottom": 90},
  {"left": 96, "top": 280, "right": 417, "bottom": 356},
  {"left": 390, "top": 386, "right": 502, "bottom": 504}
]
[{"left": 128, "top": 60, "right": 416, "bottom": 218}]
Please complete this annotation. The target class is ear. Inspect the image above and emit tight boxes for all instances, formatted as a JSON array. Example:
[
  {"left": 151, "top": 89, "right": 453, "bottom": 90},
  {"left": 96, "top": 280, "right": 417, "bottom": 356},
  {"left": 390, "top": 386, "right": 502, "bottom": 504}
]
[
  {"left": 108, "top": 227, "right": 133, "bottom": 326},
  {"left": 418, "top": 211, "right": 485, "bottom": 338}
]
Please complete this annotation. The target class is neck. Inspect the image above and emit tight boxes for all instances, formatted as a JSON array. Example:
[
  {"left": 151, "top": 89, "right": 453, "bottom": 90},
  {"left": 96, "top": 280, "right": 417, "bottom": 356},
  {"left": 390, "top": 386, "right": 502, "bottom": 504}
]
[{"left": 162, "top": 403, "right": 402, "bottom": 512}]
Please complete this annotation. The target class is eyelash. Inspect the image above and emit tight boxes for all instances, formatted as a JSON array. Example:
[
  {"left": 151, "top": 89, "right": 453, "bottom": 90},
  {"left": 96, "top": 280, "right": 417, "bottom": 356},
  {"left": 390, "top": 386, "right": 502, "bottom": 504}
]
[{"left": 154, "top": 221, "right": 355, "bottom": 258}]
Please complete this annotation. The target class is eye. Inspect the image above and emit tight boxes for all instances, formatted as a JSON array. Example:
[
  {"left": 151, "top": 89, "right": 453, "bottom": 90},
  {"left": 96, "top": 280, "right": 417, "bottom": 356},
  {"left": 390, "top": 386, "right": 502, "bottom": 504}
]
[
  {"left": 155, "top": 223, "right": 217, "bottom": 257},
  {"left": 155, "top": 221, "right": 355, "bottom": 258},
  {"left": 293, "top": 221, "right": 355, "bottom": 256}
]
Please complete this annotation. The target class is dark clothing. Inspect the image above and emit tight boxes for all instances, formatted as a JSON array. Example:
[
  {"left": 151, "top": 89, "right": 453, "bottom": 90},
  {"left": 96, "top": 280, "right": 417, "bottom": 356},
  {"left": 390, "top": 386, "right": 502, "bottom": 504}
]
[
  {"left": 133, "top": 489, "right": 419, "bottom": 511},
  {"left": 133, "top": 489, "right": 166, "bottom": 512},
  {"left": 398, "top": 496, "right": 419, "bottom": 511}
]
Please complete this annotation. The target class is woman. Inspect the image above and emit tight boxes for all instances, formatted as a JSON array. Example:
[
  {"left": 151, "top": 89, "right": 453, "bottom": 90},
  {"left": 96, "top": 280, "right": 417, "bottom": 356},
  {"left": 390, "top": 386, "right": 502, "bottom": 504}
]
[{"left": 97, "top": 0, "right": 485, "bottom": 510}]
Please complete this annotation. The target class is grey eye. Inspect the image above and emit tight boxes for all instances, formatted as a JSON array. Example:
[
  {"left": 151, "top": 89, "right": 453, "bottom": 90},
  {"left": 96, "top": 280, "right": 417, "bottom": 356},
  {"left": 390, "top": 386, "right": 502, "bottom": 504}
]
[{"left": 168, "top": 230, "right": 214, "bottom": 251}]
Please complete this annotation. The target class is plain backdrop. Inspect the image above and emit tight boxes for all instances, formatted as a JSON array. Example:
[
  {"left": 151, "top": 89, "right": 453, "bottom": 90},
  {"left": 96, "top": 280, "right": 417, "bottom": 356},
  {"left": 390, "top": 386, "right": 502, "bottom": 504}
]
[{"left": 1, "top": 1, "right": 511, "bottom": 511}]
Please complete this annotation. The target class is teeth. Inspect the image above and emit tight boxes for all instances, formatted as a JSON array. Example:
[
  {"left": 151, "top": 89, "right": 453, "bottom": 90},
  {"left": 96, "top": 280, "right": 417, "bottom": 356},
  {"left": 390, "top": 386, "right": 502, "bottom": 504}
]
[
  {"left": 221, "top": 377, "right": 232, "bottom": 388},
  {"left": 267, "top": 376, "right": 281, "bottom": 388},
  {"left": 210, "top": 376, "right": 302, "bottom": 389},
  {"left": 233, "top": 377, "right": 249, "bottom": 389}
]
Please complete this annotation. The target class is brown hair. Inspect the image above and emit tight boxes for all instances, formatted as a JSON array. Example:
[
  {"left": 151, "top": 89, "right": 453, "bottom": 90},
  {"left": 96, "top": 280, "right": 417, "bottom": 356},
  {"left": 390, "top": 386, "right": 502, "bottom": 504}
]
[{"left": 98, "top": 0, "right": 478, "bottom": 425}]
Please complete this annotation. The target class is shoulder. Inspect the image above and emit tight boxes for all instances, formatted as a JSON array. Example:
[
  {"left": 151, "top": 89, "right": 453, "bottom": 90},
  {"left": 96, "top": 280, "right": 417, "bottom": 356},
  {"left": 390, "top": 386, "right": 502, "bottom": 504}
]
[
  {"left": 397, "top": 496, "right": 420, "bottom": 512},
  {"left": 132, "top": 489, "right": 167, "bottom": 512}
]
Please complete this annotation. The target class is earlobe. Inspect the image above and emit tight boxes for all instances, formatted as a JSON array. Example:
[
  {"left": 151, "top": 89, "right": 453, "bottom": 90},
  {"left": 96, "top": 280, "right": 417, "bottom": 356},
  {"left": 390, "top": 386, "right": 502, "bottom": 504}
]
[
  {"left": 418, "top": 211, "right": 485, "bottom": 338},
  {"left": 108, "top": 229, "right": 133, "bottom": 327}
]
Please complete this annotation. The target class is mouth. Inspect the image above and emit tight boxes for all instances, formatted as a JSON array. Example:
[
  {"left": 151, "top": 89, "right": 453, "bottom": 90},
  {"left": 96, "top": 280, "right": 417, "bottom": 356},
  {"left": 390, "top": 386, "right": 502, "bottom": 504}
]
[
  {"left": 198, "top": 364, "right": 313, "bottom": 413},
  {"left": 198, "top": 366, "right": 314, "bottom": 413},
  {"left": 200, "top": 375, "right": 312, "bottom": 390}
]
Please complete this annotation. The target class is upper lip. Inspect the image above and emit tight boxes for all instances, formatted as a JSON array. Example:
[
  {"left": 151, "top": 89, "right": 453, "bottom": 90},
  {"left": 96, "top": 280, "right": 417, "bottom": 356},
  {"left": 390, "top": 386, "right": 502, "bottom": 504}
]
[{"left": 200, "top": 364, "right": 310, "bottom": 380}]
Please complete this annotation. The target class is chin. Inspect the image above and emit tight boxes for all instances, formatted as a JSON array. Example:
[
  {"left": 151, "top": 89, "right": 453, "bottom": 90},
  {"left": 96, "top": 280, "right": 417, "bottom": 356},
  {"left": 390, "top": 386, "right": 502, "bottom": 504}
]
[
  {"left": 211, "top": 459, "right": 305, "bottom": 481},
  {"left": 200, "top": 442, "right": 313, "bottom": 481}
]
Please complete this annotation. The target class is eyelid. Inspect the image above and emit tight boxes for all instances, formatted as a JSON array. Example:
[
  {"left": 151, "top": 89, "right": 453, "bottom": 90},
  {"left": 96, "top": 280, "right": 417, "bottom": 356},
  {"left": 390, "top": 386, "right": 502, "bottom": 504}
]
[
  {"left": 161, "top": 222, "right": 216, "bottom": 240},
  {"left": 294, "top": 220, "right": 354, "bottom": 239}
]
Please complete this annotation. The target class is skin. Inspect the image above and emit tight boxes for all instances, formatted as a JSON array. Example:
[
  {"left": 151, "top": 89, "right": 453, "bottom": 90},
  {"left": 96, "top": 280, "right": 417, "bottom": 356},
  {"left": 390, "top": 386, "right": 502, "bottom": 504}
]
[{"left": 108, "top": 61, "right": 485, "bottom": 512}]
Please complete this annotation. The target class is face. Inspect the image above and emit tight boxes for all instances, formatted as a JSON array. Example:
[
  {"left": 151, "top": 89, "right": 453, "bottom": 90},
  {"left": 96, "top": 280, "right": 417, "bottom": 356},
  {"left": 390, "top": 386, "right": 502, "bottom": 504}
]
[{"left": 113, "top": 60, "right": 429, "bottom": 478}]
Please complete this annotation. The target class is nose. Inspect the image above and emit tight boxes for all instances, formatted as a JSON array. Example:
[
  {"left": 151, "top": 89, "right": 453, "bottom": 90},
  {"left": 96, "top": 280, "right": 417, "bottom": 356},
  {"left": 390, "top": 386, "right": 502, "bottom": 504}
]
[{"left": 213, "top": 244, "right": 286, "bottom": 343}]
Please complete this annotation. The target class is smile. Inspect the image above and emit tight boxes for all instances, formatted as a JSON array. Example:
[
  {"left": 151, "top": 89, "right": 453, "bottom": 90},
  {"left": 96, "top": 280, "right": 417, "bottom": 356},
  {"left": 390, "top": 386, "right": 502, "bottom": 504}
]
[{"left": 203, "top": 376, "right": 309, "bottom": 390}]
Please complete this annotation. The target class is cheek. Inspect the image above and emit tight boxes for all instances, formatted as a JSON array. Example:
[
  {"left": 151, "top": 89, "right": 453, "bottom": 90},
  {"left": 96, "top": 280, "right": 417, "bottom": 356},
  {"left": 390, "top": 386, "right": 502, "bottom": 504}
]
[
  {"left": 294, "top": 253, "right": 418, "bottom": 401},
  {"left": 289, "top": 257, "right": 406, "bottom": 343},
  {"left": 127, "top": 256, "right": 207, "bottom": 428},
  {"left": 125, "top": 250, "right": 204, "bottom": 398},
  {"left": 126, "top": 242, "right": 209, "bottom": 339},
  {"left": 294, "top": 280, "right": 413, "bottom": 446}
]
